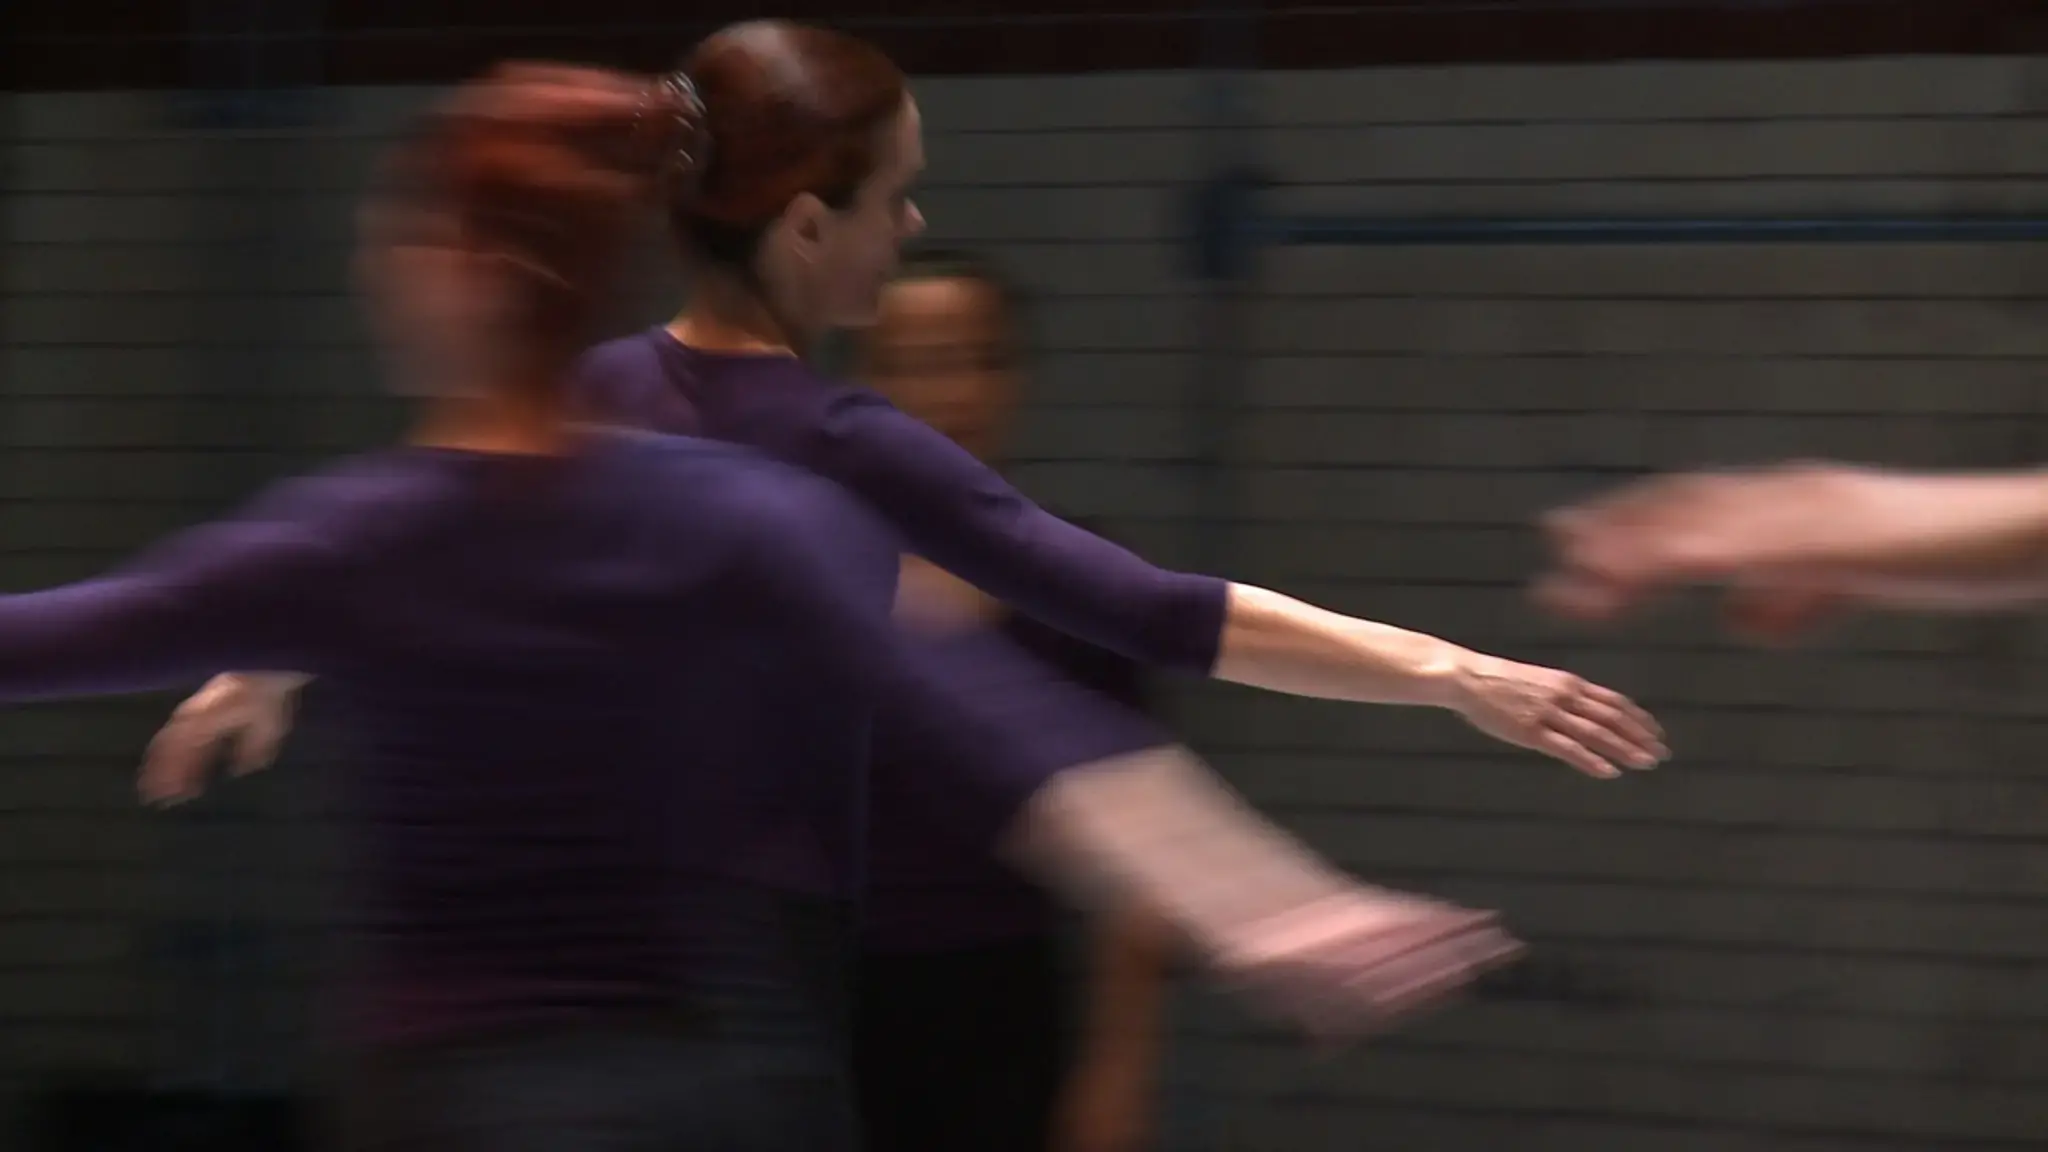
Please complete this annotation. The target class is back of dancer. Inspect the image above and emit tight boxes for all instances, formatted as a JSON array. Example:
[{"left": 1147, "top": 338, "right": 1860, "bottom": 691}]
[
  {"left": 287, "top": 437, "right": 889, "bottom": 1039},
  {"left": 0, "top": 65, "right": 917, "bottom": 1151}
]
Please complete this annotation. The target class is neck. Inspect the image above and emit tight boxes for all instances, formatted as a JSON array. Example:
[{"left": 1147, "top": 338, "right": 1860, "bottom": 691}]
[
  {"left": 408, "top": 372, "right": 575, "bottom": 455},
  {"left": 670, "top": 270, "right": 814, "bottom": 357}
]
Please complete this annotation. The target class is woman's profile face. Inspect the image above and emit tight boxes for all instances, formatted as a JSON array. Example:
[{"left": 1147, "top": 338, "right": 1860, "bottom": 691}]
[{"left": 808, "top": 95, "right": 929, "bottom": 330}]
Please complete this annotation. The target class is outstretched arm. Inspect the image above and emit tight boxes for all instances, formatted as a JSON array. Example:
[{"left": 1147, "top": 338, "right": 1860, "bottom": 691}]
[
  {"left": 0, "top": 516, "right": 345, "bottom": 703},
  {"left": 1540, "top": 462, "right": 2048, "bottom": 635},
  {"left": 825, "top": 393, "right": 1667, "bottom": 777},
  {"left": 81, "top": 480, "right": 363, "bottom": 805},
  {"left": 1003, "top": 745, "right": 1522, "bottom": 1044}
]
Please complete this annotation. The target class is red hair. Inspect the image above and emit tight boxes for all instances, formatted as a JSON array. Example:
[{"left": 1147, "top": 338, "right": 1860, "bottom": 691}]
[{"left": 376, "top": 62, "right": 700, "bottom": 362}]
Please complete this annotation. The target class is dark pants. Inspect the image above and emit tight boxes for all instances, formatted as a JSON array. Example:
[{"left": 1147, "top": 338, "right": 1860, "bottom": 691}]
[
  {"left": 327, "top": 888, "right": 861, "bottom": 1151},
  {"left": 852, "top": 934, "right": 1073, "bottom": 1152},
  {"left": 336, "top": 1022, "right": 855, "bottom": 1152}
]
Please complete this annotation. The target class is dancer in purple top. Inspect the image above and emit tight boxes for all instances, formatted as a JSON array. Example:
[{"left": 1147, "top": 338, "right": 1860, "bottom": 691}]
[{"left": 8, "top": 65, "right": 943, "bottom": 1149}]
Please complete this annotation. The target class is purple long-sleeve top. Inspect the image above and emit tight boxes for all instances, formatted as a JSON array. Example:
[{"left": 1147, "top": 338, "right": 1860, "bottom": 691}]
[
  {"left": 571, "top": 330, "right": 1231, "bottom": 673},
  {"left": 0, "top": 431, "right": 1047, "bottom": 1047},
  {"left": 570, "top": 334, "right": 1214, "bottom": 949}
]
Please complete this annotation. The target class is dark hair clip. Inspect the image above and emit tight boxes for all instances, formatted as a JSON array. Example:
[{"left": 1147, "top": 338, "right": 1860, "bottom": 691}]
[{"left": 637, "top": 71, "right": 711, "bottom": 199}]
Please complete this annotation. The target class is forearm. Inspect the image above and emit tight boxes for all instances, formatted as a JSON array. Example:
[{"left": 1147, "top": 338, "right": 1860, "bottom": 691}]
[
  {"left": 1211, "top": 583, "right": 1468, "bottom": 706},
  {"left": 1005, "top": 746, "right": 1519, "bottom": 1041},
  {"left": 1830, "top": 574, "right": 2048, "bottom": 610},
  {"left": 1817, "top": 469, "right": 2048, "bottom": 592},
  {"left": 1002, "top": 745, "right": 1363, "bottom": 956},
  {"left": 0, "top": 582, "right": 311, "bottom": 701}
]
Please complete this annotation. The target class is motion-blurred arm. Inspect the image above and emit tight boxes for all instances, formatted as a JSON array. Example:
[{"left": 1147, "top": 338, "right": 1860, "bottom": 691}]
[{"left": 1540, "top": 463, "right": 2048, "bottom": 633}]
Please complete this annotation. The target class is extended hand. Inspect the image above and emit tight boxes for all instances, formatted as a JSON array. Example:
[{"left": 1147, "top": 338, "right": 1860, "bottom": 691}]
[{"left": 1448, "top": 655, "right": 1666, "bottom": 778}]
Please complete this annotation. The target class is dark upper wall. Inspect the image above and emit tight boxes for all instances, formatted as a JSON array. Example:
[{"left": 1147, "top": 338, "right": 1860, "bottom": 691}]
[{"left": 7, "top": 0, "right": 2046, "bottom": 91}]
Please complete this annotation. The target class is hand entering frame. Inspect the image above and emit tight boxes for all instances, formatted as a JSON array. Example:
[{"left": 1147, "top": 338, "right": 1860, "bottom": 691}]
[
  {"left": 1534, "top": 462, "right": 1884, "bottom": 625},
  {"left": 138, "top": 672, "right": 306, "bottom": 806}
]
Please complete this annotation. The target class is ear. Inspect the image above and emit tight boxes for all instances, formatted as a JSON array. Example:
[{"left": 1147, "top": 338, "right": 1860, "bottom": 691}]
[{"left": 777, "top": 192, "right": 832, "bottom": 265}]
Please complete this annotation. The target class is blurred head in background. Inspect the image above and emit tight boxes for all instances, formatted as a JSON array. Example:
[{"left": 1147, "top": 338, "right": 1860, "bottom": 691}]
[{"left": 857, "top": 249, "right": 1026, "bottom": 464}]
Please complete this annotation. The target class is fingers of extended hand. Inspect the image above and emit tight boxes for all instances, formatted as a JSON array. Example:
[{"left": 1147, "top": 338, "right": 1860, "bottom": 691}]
[{"left": 1555, "top": 686, "right": 1666, "bottom": 769}]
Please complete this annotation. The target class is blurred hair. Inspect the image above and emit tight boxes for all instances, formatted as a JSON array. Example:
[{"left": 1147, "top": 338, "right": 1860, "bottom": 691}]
[{"left": 373, "top": 61, "right": 694, "bottom": 367}]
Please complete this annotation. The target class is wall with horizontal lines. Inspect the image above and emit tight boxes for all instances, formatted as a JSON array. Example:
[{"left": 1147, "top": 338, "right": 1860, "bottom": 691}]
[{"left": 4, "top": 55, "right": 2048, "bottom": 1151}]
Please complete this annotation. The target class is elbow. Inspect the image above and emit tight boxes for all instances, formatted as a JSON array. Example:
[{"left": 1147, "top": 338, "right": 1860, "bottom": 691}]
[{"left": 1128, "top": 572, "right": 1231, "bottom": 675}]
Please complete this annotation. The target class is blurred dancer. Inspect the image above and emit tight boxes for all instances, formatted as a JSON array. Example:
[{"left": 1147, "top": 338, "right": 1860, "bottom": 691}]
[
  {"left": 851, "top": 251, "right": 1168, "bottom": 1152},
  {"left": 4, "top": 65, "right": 1513, "bottom": 1152},
  {"left": 5, "top": 65, "right": 937, "bottom": 1150},
  {"left": 1539, "top": 462, "right": 2048, "bottom": 638}
]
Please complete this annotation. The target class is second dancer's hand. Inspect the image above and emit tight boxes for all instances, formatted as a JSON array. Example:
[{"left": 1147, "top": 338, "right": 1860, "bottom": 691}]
[
  {"left": 138, "top": 672, "right": 306, "bottom": 806},
  {"left": 1215, "top": 892, "right": 1524, "bottom": 1043}
]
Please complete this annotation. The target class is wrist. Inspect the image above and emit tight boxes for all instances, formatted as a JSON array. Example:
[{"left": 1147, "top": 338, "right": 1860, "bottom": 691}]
[{"left": 1416, "top": 642, "right": 1478, "bottom": 712}]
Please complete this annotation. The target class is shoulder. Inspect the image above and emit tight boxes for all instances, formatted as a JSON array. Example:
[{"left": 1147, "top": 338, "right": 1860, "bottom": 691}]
[
  {"left": 235, "top": 450, "right": 449, "bottom": 534},
  {"left": 568, "top": 330, "right": 686, "bottom": 430},
  {"left": 652, "top": 353, "right": 950, "bottom": 488},
  {"left": 805, "top": 382, "right": 993, "bottom": 488},
  {"left": 128, "top": 450, "right": 447, "bottom": 578},
  {"left": 813, "top": 378, "right": 907, "bottom": 428},
  {"left": 571, "top": 331, "right": 664, "bottom": 390}
]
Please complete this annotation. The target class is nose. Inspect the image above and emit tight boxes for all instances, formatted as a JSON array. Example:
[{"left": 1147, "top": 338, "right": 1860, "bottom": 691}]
[{"left": 905, "top": 200, "right": 927, "bottom": 237}]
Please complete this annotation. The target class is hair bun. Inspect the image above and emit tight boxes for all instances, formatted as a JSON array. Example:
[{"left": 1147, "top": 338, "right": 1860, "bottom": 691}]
[{"left": 636, "top": 72, "right": 711, "bottom": 204}]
